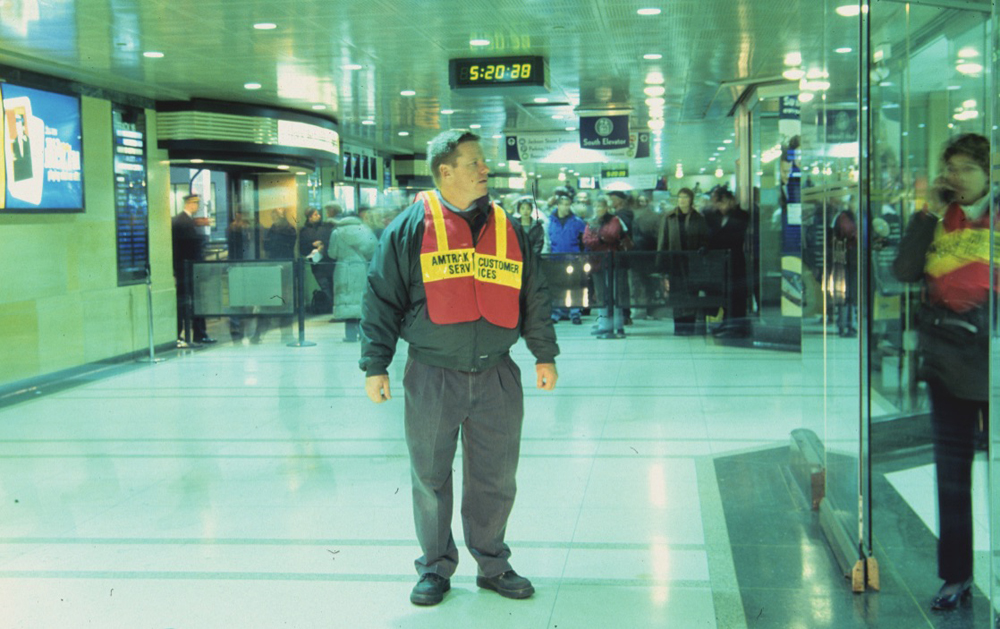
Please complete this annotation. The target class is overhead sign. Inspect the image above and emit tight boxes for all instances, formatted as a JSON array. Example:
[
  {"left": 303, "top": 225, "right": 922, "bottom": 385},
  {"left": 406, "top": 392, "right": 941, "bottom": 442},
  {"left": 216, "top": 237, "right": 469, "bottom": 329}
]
[
  {"left": 506, "top": 130, "right": 650, "bottom": 162},
  {"left": 579, "top": 114, "right": 629, "bottom": 150}
]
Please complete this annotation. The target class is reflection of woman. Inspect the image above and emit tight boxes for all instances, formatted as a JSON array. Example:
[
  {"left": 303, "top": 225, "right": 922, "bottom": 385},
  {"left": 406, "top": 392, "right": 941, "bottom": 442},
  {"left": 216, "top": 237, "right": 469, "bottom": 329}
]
[
  {"left": 583, "top": 196, "right": 626, "bottom": 339},
  {"left": 656, "top": 188, "right": 709, "bottom": 336},
  {"left": 893, "top": 133, "right": 994, "bottom": 611}
]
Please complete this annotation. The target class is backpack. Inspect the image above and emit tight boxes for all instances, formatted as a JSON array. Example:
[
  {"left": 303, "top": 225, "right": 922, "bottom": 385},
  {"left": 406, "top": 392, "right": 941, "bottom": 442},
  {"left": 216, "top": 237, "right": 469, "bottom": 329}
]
[{"left": 308, "top": 289, "right": 332, "bottom": 314}]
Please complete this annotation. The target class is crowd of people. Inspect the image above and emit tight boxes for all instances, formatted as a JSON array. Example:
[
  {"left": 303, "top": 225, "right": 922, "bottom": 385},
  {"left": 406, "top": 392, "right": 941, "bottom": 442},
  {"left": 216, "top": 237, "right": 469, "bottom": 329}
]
[
  {"left": 496, "top": 183, "right": 752, "bottom": 339},
  {"left": 172, "top": 181, "right": 753, "bottom": 347}
]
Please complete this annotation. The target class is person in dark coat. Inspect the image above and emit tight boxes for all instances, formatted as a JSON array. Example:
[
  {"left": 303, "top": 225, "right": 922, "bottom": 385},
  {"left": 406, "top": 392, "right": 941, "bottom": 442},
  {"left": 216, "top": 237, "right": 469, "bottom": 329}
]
[
  {"left": 300, "top": 208, "right": 335, "bottom": 310},
  {"left": 251, "top": 208, "right": 298, "bottom": 343},
  {"left": 705, "top": 186, "right": 750, "bottom": 337},
  {"left": 515, "top": 196, "right": 546, "bottom": 257},
  {"left": 226, "top": 210, "right": 254, "bottom": 341},
  {"left": 172, "top": 194, "right": 213, "bottom": 345},
  {"left": 656, "top": 187, "right": 709, "bottom": 335},
  {"left": 893, "top": 133, "right": 994, "bottom": 612}
]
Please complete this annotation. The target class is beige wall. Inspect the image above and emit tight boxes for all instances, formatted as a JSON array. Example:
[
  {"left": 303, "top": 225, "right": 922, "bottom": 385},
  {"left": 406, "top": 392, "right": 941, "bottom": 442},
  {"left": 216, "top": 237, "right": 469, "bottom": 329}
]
[{"left": 0, "top": 97, "right": 175, "bottom": 387}]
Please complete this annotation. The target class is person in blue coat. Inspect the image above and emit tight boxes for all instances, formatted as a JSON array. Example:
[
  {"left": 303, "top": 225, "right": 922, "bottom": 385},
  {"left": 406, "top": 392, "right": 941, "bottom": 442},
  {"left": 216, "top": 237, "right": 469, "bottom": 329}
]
[{"left": 547, "top": 195, "right": 587, "bottom": 324}]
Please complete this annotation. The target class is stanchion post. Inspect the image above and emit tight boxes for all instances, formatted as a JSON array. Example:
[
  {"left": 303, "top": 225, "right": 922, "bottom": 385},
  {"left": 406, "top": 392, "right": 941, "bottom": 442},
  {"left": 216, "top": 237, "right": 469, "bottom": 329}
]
[
  {"left": 288, "top": 257, "right": 316, "bottom": 348},
  {"left": 138, "top": 264, "right": 165, "bottom": 364}
]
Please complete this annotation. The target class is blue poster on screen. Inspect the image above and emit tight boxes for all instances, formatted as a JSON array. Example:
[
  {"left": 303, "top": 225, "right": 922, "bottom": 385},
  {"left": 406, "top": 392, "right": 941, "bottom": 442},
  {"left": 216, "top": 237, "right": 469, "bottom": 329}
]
[{"left": 1, "top": 83, "right": 84, "bottom": 211}]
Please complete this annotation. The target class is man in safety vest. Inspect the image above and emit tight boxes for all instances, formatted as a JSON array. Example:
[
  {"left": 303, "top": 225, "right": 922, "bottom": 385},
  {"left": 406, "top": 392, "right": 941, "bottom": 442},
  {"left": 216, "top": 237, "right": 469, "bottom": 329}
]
[{"left": 361, "top": 129, "right": 559, "bottom": 606}]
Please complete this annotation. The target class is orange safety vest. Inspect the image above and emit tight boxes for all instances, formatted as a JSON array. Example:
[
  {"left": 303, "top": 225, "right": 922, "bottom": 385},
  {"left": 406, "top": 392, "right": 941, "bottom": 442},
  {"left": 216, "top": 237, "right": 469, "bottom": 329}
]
[{"left": 418, "top": 191, "right": 523, "bottom": 328}]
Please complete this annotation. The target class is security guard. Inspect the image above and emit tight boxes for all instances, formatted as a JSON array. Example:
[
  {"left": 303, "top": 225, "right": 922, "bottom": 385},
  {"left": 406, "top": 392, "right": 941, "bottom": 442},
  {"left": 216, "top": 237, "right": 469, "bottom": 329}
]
[{"left": 361, "top": 129, "right": 559, "bottom": 606}]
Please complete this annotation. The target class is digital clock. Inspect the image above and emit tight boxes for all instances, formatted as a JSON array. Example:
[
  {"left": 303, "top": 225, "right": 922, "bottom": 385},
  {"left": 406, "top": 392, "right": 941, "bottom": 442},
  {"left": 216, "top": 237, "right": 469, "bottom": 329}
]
[{"left": 449, "top": 56, "right": 547, "bottom": 91}]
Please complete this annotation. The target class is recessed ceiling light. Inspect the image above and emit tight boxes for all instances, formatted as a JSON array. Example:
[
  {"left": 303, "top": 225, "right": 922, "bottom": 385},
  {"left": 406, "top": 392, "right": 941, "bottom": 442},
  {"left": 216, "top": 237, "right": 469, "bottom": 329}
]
[
  {"left": 565, "top": 127, "right": 576, "bottom": 132},
  {"left": 637, "top": 8, "right": 661, "bottom": 16},
  {"left": 277, "top": 165, "right": 290, "bottom": 170},
  {"left": 533, "top": 97, "right": 549, "bottom": 103},
  {"left": 835, "top": 47, "right": 853, "bottom": 54},
  {"left": 343, "top": 63, "right": 363, "bottom": 71},
  {"left": 398, "top": 131, "right": 410, "bottom": 136},
  {"left": 717, "top": 146, "right": 726, "bottom": 151},
  {"left": 253, "top": 22, "right": 277, "bottom": 30},
  {"left": 643, "top": 53, "right": 662, "bottom": 60},
  {"left": 470, "top": 124, "right": 482, "bottom": 129},
  {"left": 361, "top": 120, "right": 375, "bottom": 125},
  {"left": 784, "top": 52, "right": 802, "bottom": 66},
  {"left": 836, "top": 4, "right": 862, "bottom": 16},
  {"left": 782, "top": 69, "right": 805, "bottom": 81},
  {"left": 956, "top": 62, "right": 983, "bottom": 75},
  {"left": 723, "top": 139, "right": 733, "bottom": 144},
  {"left": 493, "top": 134, "right": 502, "bottom": 139},
  {"left": 470, "top": 38, "right": 490, "bottom": 46},
  {"left": 312, "top": 105, "right": 326, "bottom": 110},
  {"left": 648, "top": 119, "right": 665, "bottom": 131},
  {"left": 143, "top": 51, "right": 164, "bottom": 58},
  {"left": 646, "top": 97, "right": 665, "bottom": 107},
  {"left": 947, "top": 85, "right": 961, "bottom": 90},
  {"left": 400, "top": 90, "right": 416, "bottom": 96},
  {"left": 244, "top": 82, "right": 262, "bottom": 90},
  {"left": 440, "top": 109, "right": 455, "bottom": 115},
  {"left": 552, "top": 114, "right": 564, "bottom": 120},
  {"left": 958, "top": 47, "right": 979, "bottom": 58},
  {"left": 296, "top": 171, "right": 307, "bottom": 175},
  {"left": 190, "top": 159, "right": 204, "bottom": 164},
  {"left": 645, "top": 72, "right": 665, "bottom": 85},
  {"left": 643, "top": 86, "right": 665, "bottom": 97}
]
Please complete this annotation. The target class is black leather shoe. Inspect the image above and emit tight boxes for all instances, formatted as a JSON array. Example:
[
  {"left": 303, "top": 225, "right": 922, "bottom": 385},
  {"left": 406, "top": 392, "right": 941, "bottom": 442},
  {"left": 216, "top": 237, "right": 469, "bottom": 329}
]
[
  {"left": 477, "top": 570, "right": 534, "bottom": 599},
  {"left": 410, "top": 573, "right": 450, "bottom": 606},
  {"left": 931, "top": 577, "right": 973, "bottom": 610}
]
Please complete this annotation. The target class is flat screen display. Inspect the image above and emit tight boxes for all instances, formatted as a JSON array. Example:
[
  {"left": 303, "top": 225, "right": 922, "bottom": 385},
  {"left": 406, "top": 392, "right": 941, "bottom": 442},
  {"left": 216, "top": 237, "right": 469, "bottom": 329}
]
[
  {"left": 113, "top": 105, "right": 149, "bottom": 286},
  {"left": 0, "top": 83, "right": 84, "bottom": 212}
]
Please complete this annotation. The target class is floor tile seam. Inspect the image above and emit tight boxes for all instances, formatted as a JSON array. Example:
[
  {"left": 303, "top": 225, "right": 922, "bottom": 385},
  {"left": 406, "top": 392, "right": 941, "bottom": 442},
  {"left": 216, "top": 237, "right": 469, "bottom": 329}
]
[
  {"left": 0, "top": 570, "right": 714, "bottom": 587},
  {"left": 0, "top": 538, "right": 709, "bottom": 551},
  {"left": 0, "top": 452, "right": 716, "bottom": 460},
  {"left": 695, "top": 456, "right": 749, "bottom": 629}
]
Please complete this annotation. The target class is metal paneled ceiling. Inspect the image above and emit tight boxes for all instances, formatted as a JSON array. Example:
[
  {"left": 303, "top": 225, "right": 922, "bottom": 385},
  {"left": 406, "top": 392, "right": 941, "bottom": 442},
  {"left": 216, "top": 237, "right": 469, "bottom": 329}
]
[{"left": 0, "top": 0, "right": 859, "bottom": 178}]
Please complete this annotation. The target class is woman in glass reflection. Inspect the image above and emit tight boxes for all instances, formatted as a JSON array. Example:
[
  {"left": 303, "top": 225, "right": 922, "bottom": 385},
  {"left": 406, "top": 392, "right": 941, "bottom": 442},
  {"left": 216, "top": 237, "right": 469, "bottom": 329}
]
[{"left": 893, "top": 133, "right": 994, "bottom": 611}]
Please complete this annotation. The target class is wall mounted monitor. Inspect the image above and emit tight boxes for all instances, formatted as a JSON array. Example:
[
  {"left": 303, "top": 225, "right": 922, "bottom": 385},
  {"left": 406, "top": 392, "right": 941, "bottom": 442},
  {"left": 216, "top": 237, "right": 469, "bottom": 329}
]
[{"left": 0, "top": 83, "right": 84, "bottom": 213}]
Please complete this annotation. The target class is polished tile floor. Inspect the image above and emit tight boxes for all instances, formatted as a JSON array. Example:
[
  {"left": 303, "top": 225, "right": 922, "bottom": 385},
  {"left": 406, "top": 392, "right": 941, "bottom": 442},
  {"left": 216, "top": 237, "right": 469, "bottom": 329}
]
[{"left": 0, "top": 315, "right": 956, "bottom": 628}]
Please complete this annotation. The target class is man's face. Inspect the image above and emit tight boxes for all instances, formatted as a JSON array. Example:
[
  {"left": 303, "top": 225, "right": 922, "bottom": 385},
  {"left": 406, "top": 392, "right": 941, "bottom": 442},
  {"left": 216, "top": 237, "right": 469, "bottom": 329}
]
[
  {"left": 557, "top": 198, "right": 572, "bottom": 218},
  {"left": 609, "top": 194, "right": 625, "bottom": 210},
  {"left": 441, "top": 141, "right": 489, "bottom": 204},
  {"left": 575, "top": 192, "right": 590, "bottom": 205},
  {"left": 185, "top": 197, "right": 200, "bottom": 215}
]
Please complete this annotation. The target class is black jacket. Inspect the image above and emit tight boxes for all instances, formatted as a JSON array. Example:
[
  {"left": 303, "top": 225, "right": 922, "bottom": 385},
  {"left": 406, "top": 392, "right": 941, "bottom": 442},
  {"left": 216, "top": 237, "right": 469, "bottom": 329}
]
[
  {"left": 360, "top": 195, "right": 559, "bottom": 376},
  {"left": 893, "top": 211, "right": 989, "bottom": 400},
  {"left": 264, "top": 218, "right": 297, "bottom": 259},
  {"left": 171, "top": 212, "right": 203, "bottom": 278}
]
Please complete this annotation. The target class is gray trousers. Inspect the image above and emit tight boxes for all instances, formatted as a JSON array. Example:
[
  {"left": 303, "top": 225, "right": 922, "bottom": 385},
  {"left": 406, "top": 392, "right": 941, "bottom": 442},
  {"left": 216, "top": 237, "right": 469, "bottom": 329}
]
[{"left": 403, "top": 355, "right": 524, "bottom": 579}]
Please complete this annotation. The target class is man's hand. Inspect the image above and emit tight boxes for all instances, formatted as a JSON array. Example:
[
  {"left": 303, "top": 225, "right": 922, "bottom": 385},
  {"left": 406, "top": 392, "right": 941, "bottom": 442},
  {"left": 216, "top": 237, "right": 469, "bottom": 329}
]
[
  {"left": 535, "top": 363, "right": 558, "bottom": 391},
  {"left": 366, "top": 375, "right": 392, "bottom": 403}
]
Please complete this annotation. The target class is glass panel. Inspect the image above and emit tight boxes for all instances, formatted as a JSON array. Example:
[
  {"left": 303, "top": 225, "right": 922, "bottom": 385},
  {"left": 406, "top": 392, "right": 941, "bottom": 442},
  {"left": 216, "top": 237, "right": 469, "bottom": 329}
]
[{"left": 866, "top": 0, "right": 992, "bottom": 620}]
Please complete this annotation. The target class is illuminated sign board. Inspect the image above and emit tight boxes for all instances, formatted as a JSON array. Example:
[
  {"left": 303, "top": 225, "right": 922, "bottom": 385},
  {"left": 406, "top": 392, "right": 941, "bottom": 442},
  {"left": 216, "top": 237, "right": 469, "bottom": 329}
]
[
  {"left": 0, "top": 83, "right": 84, "bottom": 212},
  {"left": 449, "top": 56, "right": 547, "bottom": 91}
]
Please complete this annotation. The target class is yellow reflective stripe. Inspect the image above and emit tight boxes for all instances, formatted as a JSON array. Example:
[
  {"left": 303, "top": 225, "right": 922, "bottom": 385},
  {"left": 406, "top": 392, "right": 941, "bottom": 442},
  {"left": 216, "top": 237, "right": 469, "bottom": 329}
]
[
  {"left": 420, "top": 249, "right": 475, "bottom": 283},
  {"left": 493, "top": 204, "right": 507, "bottom": 259},
  {"left": 425, "top": 192, "right": 449, "bottom": 252},
  {"left": 474, "top": 253, "right": 522, "bottom": 289},
  {"left": 925, "top": 225, "right": 992, "bottom": 278}
]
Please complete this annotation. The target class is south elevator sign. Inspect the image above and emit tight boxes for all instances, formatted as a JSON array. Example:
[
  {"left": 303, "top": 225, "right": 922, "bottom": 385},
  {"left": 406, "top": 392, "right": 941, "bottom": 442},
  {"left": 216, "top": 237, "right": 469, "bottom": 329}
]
[{"left": 579, "top": 115, "right": 630, "bottom": 150}]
